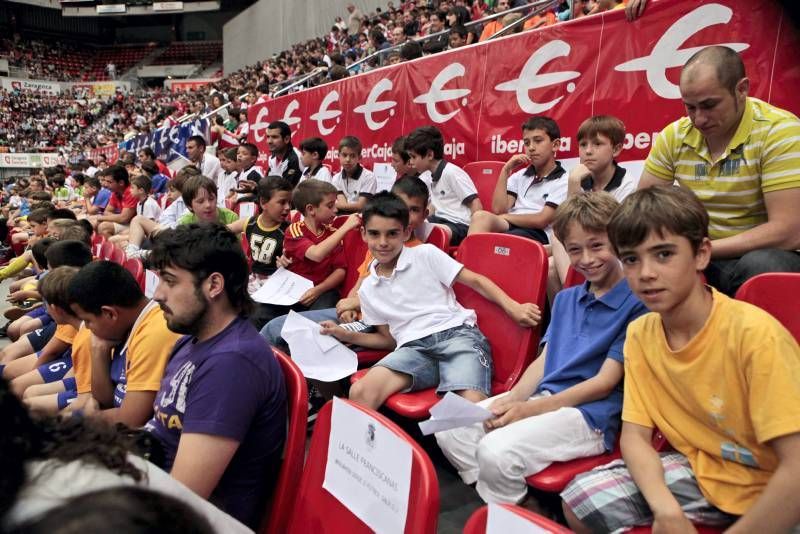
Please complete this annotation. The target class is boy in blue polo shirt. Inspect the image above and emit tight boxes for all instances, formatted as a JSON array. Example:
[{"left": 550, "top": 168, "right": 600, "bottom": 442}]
[{"left": 435, "top": 191, "right": 647, "bottom": 505}]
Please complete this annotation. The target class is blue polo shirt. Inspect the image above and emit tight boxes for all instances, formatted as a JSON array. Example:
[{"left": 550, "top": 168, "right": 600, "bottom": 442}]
[{"left": 538, "top": 277, "right": 646, "bottom": 450}]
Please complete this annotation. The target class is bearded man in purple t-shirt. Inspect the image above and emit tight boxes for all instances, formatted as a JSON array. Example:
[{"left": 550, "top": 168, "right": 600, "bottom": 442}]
[{"left": 144, "top": 222, "right": 287, "bottom": 529}]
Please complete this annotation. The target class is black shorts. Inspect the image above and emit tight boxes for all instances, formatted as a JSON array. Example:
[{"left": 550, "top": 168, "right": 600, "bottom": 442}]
[
  {"left": 26, "top": 321, "right": 57, "bottom": 352},
  {"left": 505, "top": 223, "right": 549, "bottom": 244},
  {"left": 428, "top": 215, "right": 469, "bottom": 246}
]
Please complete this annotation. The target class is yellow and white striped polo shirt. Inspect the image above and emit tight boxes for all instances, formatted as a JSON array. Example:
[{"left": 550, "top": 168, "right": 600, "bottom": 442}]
[{"left": 644, "top": 97, "right": 800, "bottom": 239}]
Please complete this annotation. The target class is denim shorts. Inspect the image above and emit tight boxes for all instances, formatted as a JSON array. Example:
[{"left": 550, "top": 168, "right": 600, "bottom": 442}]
[{"left": 377, "top": 324, "right": 492, "bottom": 396}]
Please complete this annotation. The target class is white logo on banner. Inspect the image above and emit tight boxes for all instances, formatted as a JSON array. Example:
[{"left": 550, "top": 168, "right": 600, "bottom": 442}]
[
  {"left": 413, "top": 63, "right": 471, "bottom": 123},
  {"left": 281, "top": 99, "right": 302, "bottom": 132},
  {"left": 251, "top": 106, "right": 270, "bottom": 143},
  {"left": 310, "top": 90, "right": 342, "bottom": 135},
  {"left": 495, "top": 40, "right": 580, "bottom": 114},
  {"left": 614, "top": 4, "right": 749, "bottom": 99},
  {"left": 354, "top": 78, "right": 398, "bottom": 130}
]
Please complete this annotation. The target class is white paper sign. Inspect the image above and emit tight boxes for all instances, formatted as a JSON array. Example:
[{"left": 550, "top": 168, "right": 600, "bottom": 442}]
[
  {"left": 418, "top": 392, "right": 493, "bottom": 435},
  {"left": 144, "top": 269, "right": 160, "bottom": 299},
  {"left": 372, "top": 163, "right": 397, "bottom": 193},
  {"left": 251, "top": 267, "right": 313, "bottom": 305},
  {"left": 238, "top": 202, "right": 256, "bottom": 220},
  {"left": 486, "top": 503, "right": 554, "bottom": 534},
  {"left": 323, "top": 397, "right": 412, "bottom": 534},
  {"left": 280, "top": 311, "right": 357, "bottom": 381}
]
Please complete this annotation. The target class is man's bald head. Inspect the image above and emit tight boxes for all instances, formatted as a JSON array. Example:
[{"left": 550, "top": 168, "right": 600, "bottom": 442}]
[{"left": 681, "top": 46, "right": 746, "bottom": 95}]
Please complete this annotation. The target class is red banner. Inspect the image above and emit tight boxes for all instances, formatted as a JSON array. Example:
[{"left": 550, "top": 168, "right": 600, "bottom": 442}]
[
  {"left": 87, "top": 145, "right": 120, "bottom": 165},
  {"left": 249, "top": 0, "right": 799, "bottom": 171}
]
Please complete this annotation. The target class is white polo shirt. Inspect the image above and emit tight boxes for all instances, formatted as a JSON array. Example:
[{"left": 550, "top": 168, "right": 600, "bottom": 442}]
[
  {"left": 331, "top": 165, "right": 377, "bottom": 202},
  {"left": 358, "top": 244, "right": 477, "bottom": 348},
  {"left": 506, "top": 162, "right": 568, "bottom": 215},
  {"left": 420, "top": 160, "right": 479, "bottom": 226},
  {"left": 579, "top": 163, "right": 636, "bottom": 202},
  {"left": 196, "top": 153, "right": 221, "bottom": 183},
  {"left": 298, "top": 164, "right": 333, "bottom": 184}
]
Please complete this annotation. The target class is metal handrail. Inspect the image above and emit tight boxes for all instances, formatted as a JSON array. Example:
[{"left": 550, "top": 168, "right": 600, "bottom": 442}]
[
  {"left": 272, "top": 67, "right": 326, "bottom": 97},
  {"left": 346, "top": 0, "right": 557, "bottom": 72},
  {"left": 487, "top": 0, "right": 561, "bottom": 40}
]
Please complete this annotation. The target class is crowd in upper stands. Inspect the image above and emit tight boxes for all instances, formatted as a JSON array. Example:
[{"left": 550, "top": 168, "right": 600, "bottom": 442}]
[{"left": 0, "top": 0, "right": 640, "bottom": 155}]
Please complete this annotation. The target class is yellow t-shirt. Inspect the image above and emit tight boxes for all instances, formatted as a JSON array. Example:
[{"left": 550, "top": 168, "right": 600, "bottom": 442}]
[
  {"left": 622, "top": 288, "right": 800, "bottom": 514},
  {"left": 54, "top": 324, "right": 78, "bottom": 344},
  {"left": 644, "top": 97, "right": 800, "bottom": 240},
  {"left": 124, "top": 303, "right": 181, "bottom": 393},
  {"left": 72, "top": 325, "right": 93, "bottom": 395}
]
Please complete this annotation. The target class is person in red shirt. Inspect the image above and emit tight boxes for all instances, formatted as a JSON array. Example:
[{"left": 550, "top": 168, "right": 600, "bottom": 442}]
[{"left": 95, "top": 165, "right": 138, "bottom": 238}]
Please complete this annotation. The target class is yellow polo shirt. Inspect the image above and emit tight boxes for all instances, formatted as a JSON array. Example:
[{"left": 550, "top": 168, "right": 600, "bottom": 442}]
[{"left": 644, "top": 97, "right": 800, "bottom": 239}]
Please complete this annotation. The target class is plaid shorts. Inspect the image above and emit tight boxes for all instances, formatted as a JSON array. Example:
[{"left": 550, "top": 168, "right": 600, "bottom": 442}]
[{"left": 562, "top": 452, "right": 738, "bottom": 533}]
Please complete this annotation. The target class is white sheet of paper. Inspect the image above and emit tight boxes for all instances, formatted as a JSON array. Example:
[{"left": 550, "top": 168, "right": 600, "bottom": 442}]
[
  {"left": 418, "top": 392, "right": 493, "bottom": 435},
  {"left": 323, "top": 397, "right": 412, "bottom": 534},
  {"left": 372, "top": 162, "right": 397, "bottom": 192},
  {"left": 238, "top": 202, "right": 256, "bottom": 220},
  {"left": 280, "top": 311, "right": 358, "bottom": 381},
  {"left": 251, "top": 267, "right": 313, "bottom": 305},
  {"left": 144, "top": 269, "right": 160, "bottom": 299},
  {"left": 486, "top": 503, "right": 554, "bottom": 534}
]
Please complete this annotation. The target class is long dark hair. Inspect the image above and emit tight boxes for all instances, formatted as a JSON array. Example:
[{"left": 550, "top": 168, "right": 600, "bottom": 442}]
[{"left": 0, "top": 378, "right": 142, "bottom": 519}]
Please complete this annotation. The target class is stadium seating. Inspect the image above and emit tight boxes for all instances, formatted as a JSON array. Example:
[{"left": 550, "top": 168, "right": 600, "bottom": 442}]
[
  {"left": 463, "top": 504, "right": 571, "bottom": 533},
  {"left": 285, "top": 399, "right": 439, "bottom": 534},
  {"left": 151, "top": 41, "right": 222, "bottom": 68},
  {"left": 735, "top": 272, "right": 800, "bottom": 342},
  {"left": 463, "top": 161, "right": 505, "bottom": 210},
  {"left": 123, "top": 257, "right": 145, "bottom": 291},
  {"left": 261, "top": 349, "right": 309, "bottom": 534},
  {"left": 351, "top": 233, "right": 548, "bottom": 419}
]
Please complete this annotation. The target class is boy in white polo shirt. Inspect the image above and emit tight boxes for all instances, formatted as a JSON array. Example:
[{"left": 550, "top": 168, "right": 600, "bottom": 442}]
[
  {"left": 467, "top": 116, "right": 567, "bottom": 244},
  {"left": 405, "top": 126, "right": 481, "bottom": 246},
  {"left": 320, "top": 192, "right": 541, "bottom": 410},
  {"left": 331, "top": 136, "right": 377, "bottom": 213}
]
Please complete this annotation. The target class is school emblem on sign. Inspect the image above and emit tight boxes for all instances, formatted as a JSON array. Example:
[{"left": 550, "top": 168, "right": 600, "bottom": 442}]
[{"left": 365, "top": 422, "right": 376, "bottom": 449}]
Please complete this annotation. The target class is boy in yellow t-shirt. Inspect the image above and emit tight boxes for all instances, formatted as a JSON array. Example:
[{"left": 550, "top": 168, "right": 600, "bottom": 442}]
[{"left": 563, "top": 186, "right": 800, "bottom": 533}]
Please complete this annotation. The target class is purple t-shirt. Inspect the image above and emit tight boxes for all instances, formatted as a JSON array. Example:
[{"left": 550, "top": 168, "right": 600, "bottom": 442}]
[{"left": 144, "top": 316, "right": 287, "bottom": 528}]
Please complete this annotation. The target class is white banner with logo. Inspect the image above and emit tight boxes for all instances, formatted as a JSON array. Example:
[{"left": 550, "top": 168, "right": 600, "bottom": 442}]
[
  {"left": 1, "top": 77, "right": 61, "bottom": 95},
  {"left": 0, "top": 153, "right": 61, "bottom": 168}
]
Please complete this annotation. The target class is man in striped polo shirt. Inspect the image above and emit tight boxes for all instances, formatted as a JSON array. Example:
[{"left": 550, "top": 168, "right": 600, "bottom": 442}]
[{"left": 638, "top": 46, "right": 800, "bottom": 295}]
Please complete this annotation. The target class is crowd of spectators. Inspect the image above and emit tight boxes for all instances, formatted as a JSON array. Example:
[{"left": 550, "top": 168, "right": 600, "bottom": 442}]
[{"left": 0, "top": 0, "right": 636, "bottom": 155}]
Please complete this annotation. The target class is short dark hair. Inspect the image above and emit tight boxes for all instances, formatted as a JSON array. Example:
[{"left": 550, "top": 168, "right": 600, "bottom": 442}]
[
  {"left": 608, "top": 186, "right": 709, "bottom": 255},
  {"left": 187, "top": 135, "right": 206, "bottom": 149},
  {"left": 362, "top": 191, "right": 409, "bottom": 228},
  {"left": 267, "top": 121, "right": 291, "bottom": 139},
  {"left": 682, "top": 45, "right": 746, "bottom": 95},
  {"left": 140, "top": 160, "right": 159, "bottom": 176},
  {"left": 31, "top": 238, "right": 55, "bottom": 270},
  {"left": 149, "top": 223, "right": 252, "bottom": 315},
  {"left": 108, "top": 165, "right": 130, "bottom": 186},
  {"left": 257, "top": 175, "right": 293, "bottom": 203},
  {"left": 139, "top": 146, "right": 156, "bottom": 159},
  {"left": 131, "top": 173, "right": 153, "bottom": 193},
  {"left": 292, "top": 179, "right": 337, "bottom": 213},
  {"left": 39, "top": 266, "right": 80, "bottom": 313},
  {"left": 391, "top": 136, "right": 410, "bottom": 164},
  {"left": 48, "top": 208, "right": 77, "bottom": 221},
  {"left": 84, "top": 176, "right": 101, "bottom": 189},
  {"left": 391, "top": 175, "right": 430, "bottom": 206},
  {"left": 68, "top": 261, "right": 143, "bottom": 315},
  {"left": 339, "top": 136, "right": 362, "bottom": 153},
  {"left": 238, "top": 143, "right": 258, "bottom": 157},
  {"left": 400, "top": 40, "right": 423, "bottom": 61},
  {"left": 521, "top": 116, "right": 561, "bottom": 141},
  {"left": 182, "top": 175, "right": 217, "bottom": 207},
  {"left": 28, "top": 207, "right": 53, "bottom": 225},
  {"left": 59, "top": 223, "right": 92, "bottom": 245},
  {"left": 450, "top": 24, "right": 468, "bottom": 39},
  {"left": 405, "top": 125, "right": 444, "bottom": 159},
  {"left": 299, "top": 137, "right": 328, "bottom": 161},
  {"left": 576, "top": 115, "right": 626, "bottom": 146},
  {"left": 45, "top": 240, "right": 93, "bottom": 269}
]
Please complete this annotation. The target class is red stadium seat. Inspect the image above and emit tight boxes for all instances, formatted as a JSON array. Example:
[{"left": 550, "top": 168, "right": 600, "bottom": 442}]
[
  {"left": 123, "top": 258, "right": 145, "bottom": 291},
  {"left": 91, "top": 233, "right": 106, "bottom": 257},
  {"left": 261, "top": 349, "right": 308, "bottom": 534},
  {"left": 426, "top": 225, "right": 449, "bottom": 252},
  {"left": 629, "top": 525, "right": 723, "bottom": 533},
  {"left": 99, "top": 240, "right": 115, "bottom": 261},
  {"left": 563, "top": 266, "right": 585, "bottom": 288},
  {"left": 735, "top": 272, "right": 800, "bottom": 342},
  {"left": 463, "top": 161, "right": 505, "bottom": 211},
  {"left": 109, "top": 245, "right": 126, "bottom": 266},
  {"left": 352, "top": 233, "right": 548, "bottom": 419},
  {"left": 285, "top": 399, "right": 439, "bottom": 534},
  {"left": 526, "top": 430, "right": 668, "bottom": 494},
  {"left": 463, "top": 504, "right": 571, "bottom": 534}
]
